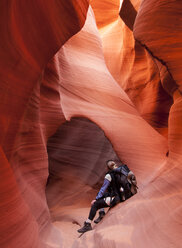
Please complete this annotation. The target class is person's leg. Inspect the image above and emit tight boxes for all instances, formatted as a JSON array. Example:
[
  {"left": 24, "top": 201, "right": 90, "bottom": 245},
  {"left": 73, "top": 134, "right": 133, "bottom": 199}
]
[
  {"left": 93, "top": 195, "right": 120, "bottom": 224},
  {"left": 88, "top": 199, "right": 108, "bottom": 221},
  {"left": 99, "top": 208, "right": 105, "bottom": 214},
  {"left": 94, "top": 208, "right": 105, "bottom": 224},
  {"left": 77, "top": 199, "right": 108, "bottom": 233},
  {"left": 110, "top": 194, "right": 120, "bottom": 207}
]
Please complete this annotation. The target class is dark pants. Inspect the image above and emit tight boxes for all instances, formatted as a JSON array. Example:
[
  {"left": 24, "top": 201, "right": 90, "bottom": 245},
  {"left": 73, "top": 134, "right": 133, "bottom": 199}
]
[{"left": 88, "top": 195, "right": 120, "bottom": 220}]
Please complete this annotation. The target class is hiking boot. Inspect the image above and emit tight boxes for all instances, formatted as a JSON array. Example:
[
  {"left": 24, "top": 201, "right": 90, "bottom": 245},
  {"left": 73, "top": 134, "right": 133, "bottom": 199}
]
[
  {"left": 94, "top": 211, "right": 105, "bottom": 224},
  {"left": 77, "top": 222, "right": 92, "bottom": 233}
]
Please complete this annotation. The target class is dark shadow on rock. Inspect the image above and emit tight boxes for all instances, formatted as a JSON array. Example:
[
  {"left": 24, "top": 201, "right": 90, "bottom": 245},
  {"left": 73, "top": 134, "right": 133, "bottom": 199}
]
[
  {"left": 46, "top": 117, "right": 121, "bottom": 208},
  {"left": 119, "top": 0, "right": 137, "bottom": 31}
]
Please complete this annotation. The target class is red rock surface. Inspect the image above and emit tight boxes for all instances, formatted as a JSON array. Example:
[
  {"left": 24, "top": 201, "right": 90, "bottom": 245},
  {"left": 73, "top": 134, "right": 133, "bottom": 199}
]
[
  {"left": 46, "top": 6, "right": 167, "bottom": 247},
  {"left": 133, "top": 0, "right": 182, "bottom": 161},
  {"left": 0, "top": 0, "right": 182, "bottom": 248},
  {"left": 0, "top": 1, "right": 89, "bottom": 248},
  {"left": 92, "top": 0, "right": 173, "bottom": 137}
]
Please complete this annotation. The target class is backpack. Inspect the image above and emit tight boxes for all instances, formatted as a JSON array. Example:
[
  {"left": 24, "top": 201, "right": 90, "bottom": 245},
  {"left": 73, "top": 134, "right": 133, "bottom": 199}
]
[{"left": 113, "top": 164, "right": 138, "bottom": 201}]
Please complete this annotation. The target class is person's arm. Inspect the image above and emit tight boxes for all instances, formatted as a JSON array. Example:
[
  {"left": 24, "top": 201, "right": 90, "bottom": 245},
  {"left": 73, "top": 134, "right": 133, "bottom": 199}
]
[{"left": 96, "top": 174, "right": 111, "bottom": 200}]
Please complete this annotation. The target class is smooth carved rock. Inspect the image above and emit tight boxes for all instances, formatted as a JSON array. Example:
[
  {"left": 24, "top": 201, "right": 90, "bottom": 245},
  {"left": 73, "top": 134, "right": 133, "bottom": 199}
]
[
  {"left": 92, "top": 0, "right": 173, "bottom": 137},
  {"left": 133, "top": 0, "right": 182, "bottom": 162},
  {"left": 0, "top": 1, "right": 181, "bottom": 248},
  {"left": 47, "top": 117, "right": 120, "bottom": 192},
  {"left": 0, "top": 1, "right": 89, "bottom": 248},
  {"left": 46, "top": 117, "right": 121, "bottom": 247},
  {"left": 46, "top": 7, "right": 168, "bottom": 246},
  {"left": 134, "top": 0, "right": 182, "bottom": 91}
]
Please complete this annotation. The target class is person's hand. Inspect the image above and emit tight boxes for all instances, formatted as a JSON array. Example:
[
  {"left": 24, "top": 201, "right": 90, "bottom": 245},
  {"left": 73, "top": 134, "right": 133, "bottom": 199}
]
[{"left": 91, "top": 200, "right": 96, "bottom": 206}]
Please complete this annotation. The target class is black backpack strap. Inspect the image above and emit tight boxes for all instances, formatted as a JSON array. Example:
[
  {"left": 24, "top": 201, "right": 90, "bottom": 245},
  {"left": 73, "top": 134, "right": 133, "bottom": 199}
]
[
  {"left": 110, "top": 171, "right": 122, "bottom": 197},
  {"left": 112, "top": 165, "right": 129, "bottom": 177}
]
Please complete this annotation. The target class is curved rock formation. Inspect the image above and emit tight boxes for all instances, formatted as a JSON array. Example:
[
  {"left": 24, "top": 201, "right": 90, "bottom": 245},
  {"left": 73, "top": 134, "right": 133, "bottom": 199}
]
[
  {"left": 0, "top": 0, "right": 182, "bottom": 248},
  {"left": 134, "top": 0, "right": 182, "bottom": 91},
  {"left": 45, "top": 6, "right": 169, "bottom": 248},
  {"left": 57, "top": 6, "right": 167, "bottom": 181},
  {"left": 91, "top": 0, "right": 173, "bottom": 137},
  {"left": 0, "top": 1, "right": 89, "bottom": 248},
  {"left": 133, "top": 0, "right": 182, "bottom": 161},
  {"left": 47, "top": 117, "right": 120, "bottom": 190},
  {"left": 46, "top": 117, "right": 121, "bottom": 246},
  {"left": 90, "top": 0, "right": 120, "bottom": 28}
]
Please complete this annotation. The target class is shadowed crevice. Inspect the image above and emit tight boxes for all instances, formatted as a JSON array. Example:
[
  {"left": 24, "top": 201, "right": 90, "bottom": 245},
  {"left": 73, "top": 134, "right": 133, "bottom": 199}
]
[
  {"left": 135, "top": 38, "right": 178, "bottom": 96},
  {"left": 119, "top": 0, "right": 137, "bottom": 31},
  {"left": 46, "top": 117, "right": 122, "bottom": 209}
]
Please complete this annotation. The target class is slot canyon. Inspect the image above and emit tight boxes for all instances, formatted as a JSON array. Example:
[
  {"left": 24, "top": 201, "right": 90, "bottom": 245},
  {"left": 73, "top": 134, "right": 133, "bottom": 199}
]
[{"left": 0, "top": 0, "right": 182, "bottom": 247}]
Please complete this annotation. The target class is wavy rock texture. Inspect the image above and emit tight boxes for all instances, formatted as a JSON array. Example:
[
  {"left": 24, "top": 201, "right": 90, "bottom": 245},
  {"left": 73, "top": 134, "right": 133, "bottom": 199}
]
[
  {"left": 133, "top": 0, "right": 182, "bottom": 160},
  {"left": 87, "top": 1, "right": 181, "bottom": 247},
  {"left": 56, "top": 6, "right": 167, "bottom": 182},
  {"left": 45, "top": 6, "right": 170, "bottom": 248},
  {"left": 133, "top": 3, "right": 182, "bottom": 246},
  {"left": 0, "top": 0, "right": 182, "bottom": 248},
  {"left": 46, "top": 117, "right": 121, "bottom": 247},
  {"left": 0, "top": 1, "right": 89, "bottom": 248},
  {"left": 91, "top": 0, "right": 173, "bottom": 137}
]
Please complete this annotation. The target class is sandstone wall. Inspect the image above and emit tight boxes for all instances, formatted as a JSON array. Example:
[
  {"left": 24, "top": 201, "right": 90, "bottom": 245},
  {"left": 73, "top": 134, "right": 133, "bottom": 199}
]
[{"left": 0, "top": 0, "right": 182, "bottom": 248}]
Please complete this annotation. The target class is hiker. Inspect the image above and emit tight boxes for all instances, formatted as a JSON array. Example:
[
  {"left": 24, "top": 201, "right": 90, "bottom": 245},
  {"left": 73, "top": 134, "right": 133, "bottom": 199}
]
[
  {"left": 94, "top": 161, "right": 138, "bottom": 224},
  {"left": 77, "top": 160, "right": 125, "bottom": 233},
  {"left": 113, "top": 161, "right": 138, "bottom": 199}
]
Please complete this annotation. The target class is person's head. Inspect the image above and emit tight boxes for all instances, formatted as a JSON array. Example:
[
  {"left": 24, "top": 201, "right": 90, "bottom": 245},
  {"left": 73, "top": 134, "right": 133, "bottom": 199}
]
[{"left": 106, "top": 160, "right": 118, "bottom": 170}]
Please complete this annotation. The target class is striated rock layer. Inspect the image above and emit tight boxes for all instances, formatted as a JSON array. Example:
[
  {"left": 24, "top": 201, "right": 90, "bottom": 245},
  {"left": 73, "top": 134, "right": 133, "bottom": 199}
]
[
  {"left": 91, "top": 0, "right": 173, "bottom": 137},
  {"left": 46, "top": 6, "right": 171, "bottom": 248},
  {"left": 87, "top": 1, "right": 182, "bottom": 247},
  {"left": 133, "top": 0, "right": 182, "bottom": 161},
  {"left": 46, "top": 117, "right": 121, "bottom": 247},
  {"left": 0, "top": 1, "right": 89, "bottom": 248},
  {"left": 0, "top": 0, "right": 182, "bottom": 248}
]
